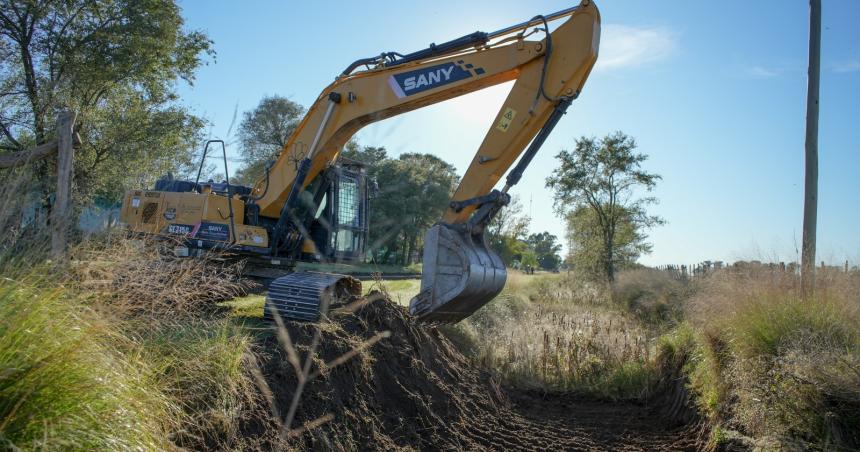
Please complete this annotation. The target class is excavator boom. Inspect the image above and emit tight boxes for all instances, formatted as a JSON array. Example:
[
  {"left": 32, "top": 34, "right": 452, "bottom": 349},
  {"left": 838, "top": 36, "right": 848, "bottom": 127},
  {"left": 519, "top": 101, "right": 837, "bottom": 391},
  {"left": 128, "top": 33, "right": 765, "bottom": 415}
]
[{"left": 252, "top": 2, "right": 600, "bottom": 322}]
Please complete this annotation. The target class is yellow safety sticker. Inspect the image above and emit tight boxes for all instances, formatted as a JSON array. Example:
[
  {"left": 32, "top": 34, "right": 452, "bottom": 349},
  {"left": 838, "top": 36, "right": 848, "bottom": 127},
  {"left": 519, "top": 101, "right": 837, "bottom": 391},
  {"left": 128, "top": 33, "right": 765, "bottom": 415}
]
[{"left": 496, "top": 107, "right": 517, "bottom": 132}]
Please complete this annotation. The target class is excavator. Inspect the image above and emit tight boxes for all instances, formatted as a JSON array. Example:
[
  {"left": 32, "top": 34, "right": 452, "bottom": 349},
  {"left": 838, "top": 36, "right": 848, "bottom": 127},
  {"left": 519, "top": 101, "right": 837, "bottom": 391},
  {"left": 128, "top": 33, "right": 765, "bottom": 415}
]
[{"left": 119, "top": 1, "right": 600, "bottom": 323}]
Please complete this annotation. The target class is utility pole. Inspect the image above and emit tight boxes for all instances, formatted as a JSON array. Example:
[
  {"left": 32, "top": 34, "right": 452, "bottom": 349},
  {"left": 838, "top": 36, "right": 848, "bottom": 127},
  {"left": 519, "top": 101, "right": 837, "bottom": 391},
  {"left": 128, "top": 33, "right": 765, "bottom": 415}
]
[
  {"left": 529, "top": 194, "right": 533, "bottom": 222},
  {"left": 801, "top": 0, "right": 821, "bottom": 299}
]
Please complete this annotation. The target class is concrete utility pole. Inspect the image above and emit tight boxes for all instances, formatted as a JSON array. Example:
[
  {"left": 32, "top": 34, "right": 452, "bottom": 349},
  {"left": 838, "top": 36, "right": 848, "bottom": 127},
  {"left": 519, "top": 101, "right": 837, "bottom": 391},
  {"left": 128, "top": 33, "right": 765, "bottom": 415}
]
[{"left": 801, "top": 0, "right": 821, "bottom": 299}]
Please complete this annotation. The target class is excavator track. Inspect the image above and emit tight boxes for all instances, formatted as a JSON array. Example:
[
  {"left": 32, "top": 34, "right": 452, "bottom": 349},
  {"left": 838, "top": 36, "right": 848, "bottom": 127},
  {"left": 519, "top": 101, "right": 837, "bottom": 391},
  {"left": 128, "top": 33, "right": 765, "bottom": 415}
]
[{"left": 264, "top": 271, "right": 361, "bottom": 322}]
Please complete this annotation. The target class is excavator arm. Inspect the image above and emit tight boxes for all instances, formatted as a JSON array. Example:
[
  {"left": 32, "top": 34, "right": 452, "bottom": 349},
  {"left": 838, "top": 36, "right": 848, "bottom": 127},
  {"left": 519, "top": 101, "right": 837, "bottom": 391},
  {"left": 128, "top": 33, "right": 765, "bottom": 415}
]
[{"left": 253, "top": 1, "right": 600, "bottom": 322}]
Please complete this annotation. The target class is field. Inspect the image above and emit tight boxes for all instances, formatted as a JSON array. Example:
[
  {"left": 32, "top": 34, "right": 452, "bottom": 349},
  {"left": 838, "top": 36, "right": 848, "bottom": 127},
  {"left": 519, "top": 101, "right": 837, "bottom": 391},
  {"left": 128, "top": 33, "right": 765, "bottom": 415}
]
[{"left": 1, "top": 223, "right": 858, "bottom": 450}]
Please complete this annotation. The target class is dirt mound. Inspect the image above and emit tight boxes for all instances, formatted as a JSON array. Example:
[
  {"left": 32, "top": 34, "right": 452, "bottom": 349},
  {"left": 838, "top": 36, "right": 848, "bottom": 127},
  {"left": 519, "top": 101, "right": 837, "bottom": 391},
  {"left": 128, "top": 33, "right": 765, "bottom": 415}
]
[{"left": 244, "top": 294, "right": 706, "bottom": 451}]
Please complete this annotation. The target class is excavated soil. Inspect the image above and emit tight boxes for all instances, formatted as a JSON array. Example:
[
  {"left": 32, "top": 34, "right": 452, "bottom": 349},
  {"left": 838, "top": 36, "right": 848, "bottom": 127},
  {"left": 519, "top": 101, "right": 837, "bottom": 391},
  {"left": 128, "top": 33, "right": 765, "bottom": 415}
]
[{"left": 241, "top": 294, "right": 708, "bottom": 451}]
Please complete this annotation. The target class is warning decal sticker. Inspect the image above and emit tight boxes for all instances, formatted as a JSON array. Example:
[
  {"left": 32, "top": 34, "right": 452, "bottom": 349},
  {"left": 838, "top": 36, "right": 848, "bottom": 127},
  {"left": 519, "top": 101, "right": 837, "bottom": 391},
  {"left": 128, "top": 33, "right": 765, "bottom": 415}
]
[{"left": 496, "top": 107, "right": 517, "bottom": 132}]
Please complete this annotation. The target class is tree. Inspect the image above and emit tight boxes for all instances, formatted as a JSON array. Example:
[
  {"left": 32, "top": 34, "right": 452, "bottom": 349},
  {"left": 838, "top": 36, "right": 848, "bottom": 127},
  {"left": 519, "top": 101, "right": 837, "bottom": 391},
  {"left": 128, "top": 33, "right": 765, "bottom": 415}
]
[
  {"left": 385, "top": 153, "right": 458, "bottom": 264},
  {"left": 0, "top": 0, "right": 212, "bottom": 203},
  {"left": 342, "top": 145, "right": 458, "bottom": 265},
  {"left": 486, "top": 195, "right": 531, "bottom": 266},
  {"left": 565, "top": 205, "right": 652, "bottom": 279},
  {"left": 234, "top": 95, "right": 305, "bottom": 183},
  {"left": 546, "top": 131, "right": 663, "bottom": 282},
  {"left": 341, "top": 141, "right": 387, "bottom": 166},
  {"left": 527, "top": 231, "right": 562, "bottom": 270}
]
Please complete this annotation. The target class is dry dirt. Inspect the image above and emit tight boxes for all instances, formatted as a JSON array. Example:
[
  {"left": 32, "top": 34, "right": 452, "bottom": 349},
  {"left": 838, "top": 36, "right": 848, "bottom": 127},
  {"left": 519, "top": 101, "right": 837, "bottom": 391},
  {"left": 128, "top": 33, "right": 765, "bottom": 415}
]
[{"left": 238, "top": 294, "right": 708, "bottom": 451}]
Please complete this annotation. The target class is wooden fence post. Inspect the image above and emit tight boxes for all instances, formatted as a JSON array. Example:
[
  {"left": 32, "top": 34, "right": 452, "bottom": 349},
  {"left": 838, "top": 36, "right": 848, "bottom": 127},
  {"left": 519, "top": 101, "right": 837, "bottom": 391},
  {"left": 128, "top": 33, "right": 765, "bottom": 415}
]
[{"left": 51, "top": 111, "right": 76, "bottom": 258}]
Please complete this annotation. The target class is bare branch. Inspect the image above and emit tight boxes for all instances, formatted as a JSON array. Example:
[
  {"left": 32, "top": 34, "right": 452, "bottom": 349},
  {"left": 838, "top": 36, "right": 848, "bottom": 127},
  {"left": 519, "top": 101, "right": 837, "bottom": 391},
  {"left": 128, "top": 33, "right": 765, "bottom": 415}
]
[{"left": 0, "top": 139, "right": 56, "bottom": 168}]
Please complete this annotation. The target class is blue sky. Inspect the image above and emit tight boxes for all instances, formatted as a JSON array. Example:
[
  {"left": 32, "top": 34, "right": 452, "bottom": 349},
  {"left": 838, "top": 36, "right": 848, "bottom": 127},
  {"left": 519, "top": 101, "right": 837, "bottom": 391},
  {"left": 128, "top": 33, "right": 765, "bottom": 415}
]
[{"left": 176, "top": 0, "right": 859, "bottom": 267}]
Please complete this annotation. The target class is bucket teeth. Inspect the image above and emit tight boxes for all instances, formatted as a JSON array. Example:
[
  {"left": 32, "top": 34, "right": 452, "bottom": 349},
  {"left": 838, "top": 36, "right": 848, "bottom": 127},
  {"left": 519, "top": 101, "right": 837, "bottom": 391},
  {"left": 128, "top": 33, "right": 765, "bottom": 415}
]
[
  {"left": 264, "top": 271, "right": 361, "bottom": 322},
  {"left": 409, "top": 224, "right": 506, "bottom": 323}
]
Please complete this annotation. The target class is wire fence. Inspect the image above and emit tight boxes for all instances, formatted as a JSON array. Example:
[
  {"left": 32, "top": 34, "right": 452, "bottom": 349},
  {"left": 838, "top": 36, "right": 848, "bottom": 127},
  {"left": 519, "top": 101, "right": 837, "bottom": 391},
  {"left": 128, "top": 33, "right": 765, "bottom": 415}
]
[{"left": 655, "top": 260, "right": 857, "bottom": 280}]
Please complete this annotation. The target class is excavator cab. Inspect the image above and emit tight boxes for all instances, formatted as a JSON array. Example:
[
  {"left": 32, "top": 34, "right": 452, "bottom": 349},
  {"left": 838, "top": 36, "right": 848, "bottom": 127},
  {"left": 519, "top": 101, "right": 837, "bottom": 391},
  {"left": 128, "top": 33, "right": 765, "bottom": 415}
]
[{"left": 304, "top": 158, "right": 370, "bottom": 263}]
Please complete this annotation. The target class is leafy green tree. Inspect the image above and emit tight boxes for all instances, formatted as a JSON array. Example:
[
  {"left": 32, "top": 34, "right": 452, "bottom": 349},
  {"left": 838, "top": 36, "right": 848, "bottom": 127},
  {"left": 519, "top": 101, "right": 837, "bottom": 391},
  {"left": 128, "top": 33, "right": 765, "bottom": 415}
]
[
  {"left": 341, "top": 141, "right": 387, "bottom": 167},
  {"left": 387, "top": 153, "right": 458, "bottom": 264},
  {"left": 546, "top": 131, "right": 663, "bottom": 282},
  {"left": 341, "top": 144, "right": 458, "bottom": 265},
  {"left": 486, "top": 195, "right": 531, "bottom": 266},
  {"left": 234, "top": 95, "right": 304, "bottom": 183},
  {"left": 0, "top": 0, "right": 212, "bottom": 203},
  {"left": 519, "top": 248, "right": 539, "bottom": 270},
  {"left": 527, "top": 231, "right": 562, "bottom": 270},
  {"left": 565, "top": 205, "right": 652, "bottom": 279}
]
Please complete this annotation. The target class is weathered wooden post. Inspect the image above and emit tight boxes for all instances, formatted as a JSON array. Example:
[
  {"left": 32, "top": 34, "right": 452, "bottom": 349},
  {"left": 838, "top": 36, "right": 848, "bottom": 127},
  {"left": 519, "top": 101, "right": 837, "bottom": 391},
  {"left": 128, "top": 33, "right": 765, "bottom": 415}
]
[
  {"left": 801, "top": 0, "right": 821, "bottom": 299},
  {"left": 51, "top": 111, "right": 76, "bottom": 258}
]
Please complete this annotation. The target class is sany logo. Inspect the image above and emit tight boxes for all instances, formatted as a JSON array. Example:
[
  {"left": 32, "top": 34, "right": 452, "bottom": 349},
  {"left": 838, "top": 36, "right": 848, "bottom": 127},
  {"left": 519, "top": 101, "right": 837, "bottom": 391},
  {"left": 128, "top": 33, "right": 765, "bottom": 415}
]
[
  {"left": 403, "top": 65, "right": 455, "bottom": 92},
  {"left": 388, "top": 60, "right": 484, "bottom": 98}
]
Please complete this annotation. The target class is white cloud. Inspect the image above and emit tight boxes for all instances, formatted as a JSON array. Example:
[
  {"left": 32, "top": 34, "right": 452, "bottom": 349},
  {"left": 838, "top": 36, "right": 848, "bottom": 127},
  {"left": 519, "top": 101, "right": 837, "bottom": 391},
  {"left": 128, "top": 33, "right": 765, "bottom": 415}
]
[
  {"left": 595, "top": 24, "right": 678, "bottom": 71},
  {"left": 748, "top": 65, "right": 779, "bottom": 78},
  {"left": 831, "top": 60, "right": 860, "bottom": 73}
]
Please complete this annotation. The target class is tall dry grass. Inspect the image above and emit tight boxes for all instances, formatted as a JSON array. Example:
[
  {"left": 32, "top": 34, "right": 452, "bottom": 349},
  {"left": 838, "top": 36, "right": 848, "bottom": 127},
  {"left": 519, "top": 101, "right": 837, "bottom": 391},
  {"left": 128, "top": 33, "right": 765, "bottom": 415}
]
[
  {"left": 684, "top": 266, "right": 860, "bottom": 449},
  {"left": 444, "top": 272, "right": 662, "bottom": 400},
  {"left": 68, "top": 233, "right": 253, "bottom": 319},
  {"left": 0, "top": 173, "right": 262, "bottom": 448}
]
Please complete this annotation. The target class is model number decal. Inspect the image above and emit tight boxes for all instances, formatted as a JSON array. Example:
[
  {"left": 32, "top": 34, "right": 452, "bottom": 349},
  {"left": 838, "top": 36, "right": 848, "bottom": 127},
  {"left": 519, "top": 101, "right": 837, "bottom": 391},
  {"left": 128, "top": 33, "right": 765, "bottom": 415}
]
[
  {"left": 166, "top": 223, "right": 193, "bottom": 235},
  {"left": 193, "top": 222, "right": 230, "bottom": 242}
]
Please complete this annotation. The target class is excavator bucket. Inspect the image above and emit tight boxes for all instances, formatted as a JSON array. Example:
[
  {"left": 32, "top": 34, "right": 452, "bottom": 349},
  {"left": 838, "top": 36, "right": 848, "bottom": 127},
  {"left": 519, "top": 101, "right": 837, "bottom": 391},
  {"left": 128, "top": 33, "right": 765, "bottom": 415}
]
[{"left": 409, "top": 224, "right": 506, "bottom": 323}]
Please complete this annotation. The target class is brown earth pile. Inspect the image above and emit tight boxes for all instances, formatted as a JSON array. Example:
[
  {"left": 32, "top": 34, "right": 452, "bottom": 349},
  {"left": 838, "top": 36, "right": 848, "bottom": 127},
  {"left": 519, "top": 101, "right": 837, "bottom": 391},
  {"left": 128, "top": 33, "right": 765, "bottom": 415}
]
[{"left": 241, "top": 294, "right": 707, "bottom": 451}]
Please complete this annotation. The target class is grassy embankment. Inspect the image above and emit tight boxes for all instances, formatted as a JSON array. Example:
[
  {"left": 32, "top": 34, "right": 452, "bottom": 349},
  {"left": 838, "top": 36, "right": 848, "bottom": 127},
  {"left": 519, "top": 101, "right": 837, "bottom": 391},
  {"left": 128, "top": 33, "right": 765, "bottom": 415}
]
[
  {"left": 2, "top": 165, "right": 855, "bottom": 449},
  {"left": 675, "top": 268, "right": 860, "bottom": 449},
  {"left": 0, "top": 193, "right": 260, "bottom": 450},
  {"left": 435, "top": 265, "right": 859, "bottom": 449}
]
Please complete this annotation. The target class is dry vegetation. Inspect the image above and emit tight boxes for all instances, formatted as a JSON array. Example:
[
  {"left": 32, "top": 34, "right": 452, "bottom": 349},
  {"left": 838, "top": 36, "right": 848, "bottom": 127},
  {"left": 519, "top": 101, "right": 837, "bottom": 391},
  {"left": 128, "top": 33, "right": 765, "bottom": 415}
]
[
  {"left": 440, "top": 265, "right": 860, "bottom": 450},
  {"left": 1, "top": 176, "right": 857, "bottom": 449},
  {"left": 442, "top": 272, "right": 667, "bottom": 400},
  {"left": 683, "top": 267, "right": 860, "bottom": 449},
  {"left": 68, "top": 235, "right": 253, "bottom": 318},
  {"left": 0, "top": 176, "right": 264, "bottom": 449}
]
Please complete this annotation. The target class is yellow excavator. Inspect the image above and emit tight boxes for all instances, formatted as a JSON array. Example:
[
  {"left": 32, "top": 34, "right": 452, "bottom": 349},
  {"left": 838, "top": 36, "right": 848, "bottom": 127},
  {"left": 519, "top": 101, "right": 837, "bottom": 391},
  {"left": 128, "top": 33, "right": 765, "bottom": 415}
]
[{"left": 119, "top": 1, "right": 600, "bottom": 323}]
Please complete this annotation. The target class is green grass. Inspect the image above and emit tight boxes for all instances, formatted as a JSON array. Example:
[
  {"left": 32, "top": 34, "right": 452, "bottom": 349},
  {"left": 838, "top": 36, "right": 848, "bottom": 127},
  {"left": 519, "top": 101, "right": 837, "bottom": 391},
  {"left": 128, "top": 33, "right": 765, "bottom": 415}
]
[
  {"left": 136, "top": 319, "right": 256, "bottom": 448},
  {"left": 364, "top": 279, "right": 422, "bottom": 306},
  {"left": 226, "top": 294, "right": 266, "bottom": 318},
  {"left": 0, "top": 280, "right": 176, "bottom": 450},
  {"left": 727, "top": 296, "right": 857, "bottom": 358},
  {"left": 296, "top": 261, "right": 420, "bottom": 275}
]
